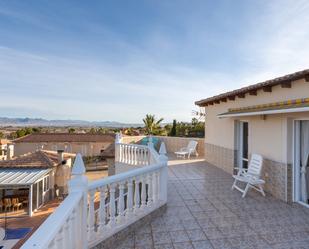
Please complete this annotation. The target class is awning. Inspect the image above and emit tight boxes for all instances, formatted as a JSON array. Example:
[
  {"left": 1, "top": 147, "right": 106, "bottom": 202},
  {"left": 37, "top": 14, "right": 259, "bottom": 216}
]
[
  {"left": 0, "top": 168, "right": 51, "bottom": 187},
  {"left": 218, "top": 98, "right": 309, "bottom": 118}
]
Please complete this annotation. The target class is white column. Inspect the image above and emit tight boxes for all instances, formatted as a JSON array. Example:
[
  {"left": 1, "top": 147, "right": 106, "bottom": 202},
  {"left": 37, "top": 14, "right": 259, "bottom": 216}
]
[
  {"left": 98, "top": 186, "right": 106, "bottom": 233},
  {"left": 29, "top": 185, "right": 33, "bottom": 216}
]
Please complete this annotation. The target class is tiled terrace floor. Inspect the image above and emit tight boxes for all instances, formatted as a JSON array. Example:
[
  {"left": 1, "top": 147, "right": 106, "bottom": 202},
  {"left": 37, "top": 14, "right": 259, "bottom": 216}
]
[{"left": 116, "top": 159, "right": 309, "bottom": 249}]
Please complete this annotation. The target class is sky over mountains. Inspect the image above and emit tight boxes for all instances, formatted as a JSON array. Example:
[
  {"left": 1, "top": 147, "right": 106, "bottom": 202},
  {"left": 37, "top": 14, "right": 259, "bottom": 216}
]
[{"left": 0, "top": 0, "right": 309, "bottom": 122}]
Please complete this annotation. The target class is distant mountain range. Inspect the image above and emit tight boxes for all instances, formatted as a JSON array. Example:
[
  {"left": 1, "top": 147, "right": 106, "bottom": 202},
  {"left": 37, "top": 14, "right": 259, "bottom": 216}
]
[{"left": 0, "top": 117, "right": 142, "bottom": 128}]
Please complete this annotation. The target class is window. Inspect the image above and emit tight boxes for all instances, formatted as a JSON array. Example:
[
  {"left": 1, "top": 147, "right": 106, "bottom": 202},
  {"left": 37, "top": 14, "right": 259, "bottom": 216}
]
[{"left": 43, "top": 176, "right": 49, "bottom": 192}]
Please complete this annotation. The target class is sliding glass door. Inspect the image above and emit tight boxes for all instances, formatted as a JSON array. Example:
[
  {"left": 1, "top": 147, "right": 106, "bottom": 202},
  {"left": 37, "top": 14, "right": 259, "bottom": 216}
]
[
  {"left": 294, "top": 120, "right": 309, "bottom": 206},
  {"left": 236, "top": 121, "right": 249, "bottom": 169}
]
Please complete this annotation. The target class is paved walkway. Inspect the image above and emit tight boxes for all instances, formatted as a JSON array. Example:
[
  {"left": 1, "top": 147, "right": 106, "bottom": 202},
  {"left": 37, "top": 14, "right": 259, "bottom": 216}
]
[{"left": 116, "top": 159, "right": 309, "bottom": 249}]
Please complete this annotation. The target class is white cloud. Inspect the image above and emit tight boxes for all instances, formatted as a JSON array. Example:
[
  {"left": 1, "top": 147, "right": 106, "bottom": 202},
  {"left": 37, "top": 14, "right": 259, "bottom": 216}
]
[{"left": 1, "top": 1, "right": 309, "bottom": 123}]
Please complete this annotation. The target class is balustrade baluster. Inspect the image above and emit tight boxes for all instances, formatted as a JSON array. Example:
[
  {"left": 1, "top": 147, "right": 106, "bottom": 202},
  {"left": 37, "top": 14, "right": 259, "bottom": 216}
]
[
  {"left": 147, "top": 173, "right": 153, "bottom": 207},
  {"left": 128, "top": 145, "right": 130, "bottom": 164},
  {"left": 127, "top": 179, "right": 133, "bottom": 219},
  {"left": 134, "top": 147, "right": 137, "bottom": 165},
  {"left": 152, "top": 171, "right": 159, "bottom": 203},
  {"left": 122, "top": 145, "right": 125, "bottom": 163},
  {"left": 137, "top": 149, "right": 141, "bottom": 165},
  {"left": 142, "top": 149, "right": 145, "bottom": 165},
  {"left": 117, "top": 182, "right": 125, "bottom": 224},
  {"left": 88, "top": 189, "right": 96, "bottom": 241},
  {"left": 108, "top": 184, "right": 116, "bottom": 227},
  {"left": 141, "top": 175, "right": 147, "bottom": 210},
  {"left": 131, "top": 146, "right": 134, "bottom": 164},
  {"left": 122, "top": 144, "right": 125, "bottom": 163},
  {"left": 126, "top": 145, "right": 129, "bottom": 163},
  {"left": 98, "top": 186, "right": 106, "bottom": 233},
  {"left": 134, "top": 177, "right": 140, "bottom": 213}
]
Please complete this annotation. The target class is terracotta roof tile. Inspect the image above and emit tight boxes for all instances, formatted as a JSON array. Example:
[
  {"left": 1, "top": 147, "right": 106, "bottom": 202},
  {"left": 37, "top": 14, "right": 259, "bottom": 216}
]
[{"left": 0, "top": 150, "right": 75, "bottom": 169}]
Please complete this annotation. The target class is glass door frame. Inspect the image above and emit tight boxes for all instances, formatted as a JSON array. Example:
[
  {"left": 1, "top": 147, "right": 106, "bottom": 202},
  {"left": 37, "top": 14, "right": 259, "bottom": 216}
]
[
  {"left": 235, "top": 120, "right": 249, "bottom": 170},
  {"left": 293, "top": 119, "right": 309, "bottom": 208}
]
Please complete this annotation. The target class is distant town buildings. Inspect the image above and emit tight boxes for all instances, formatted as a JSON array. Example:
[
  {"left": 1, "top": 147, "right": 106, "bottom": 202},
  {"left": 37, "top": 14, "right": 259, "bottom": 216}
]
[
  {"left": 12, "top": 133, "right": 115, "bottom": 157},
  {"left": 0, "top": 139, "right": 13, "bottom": 161}
]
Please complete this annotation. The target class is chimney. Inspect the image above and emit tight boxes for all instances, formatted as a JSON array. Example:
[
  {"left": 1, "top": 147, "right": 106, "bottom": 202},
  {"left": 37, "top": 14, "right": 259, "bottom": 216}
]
[
  {"left": 57, "top": 149, "right": 64, "bottom": 164},
  {"left": 7, "top": 144, "right": 14, "bottom": 160}
]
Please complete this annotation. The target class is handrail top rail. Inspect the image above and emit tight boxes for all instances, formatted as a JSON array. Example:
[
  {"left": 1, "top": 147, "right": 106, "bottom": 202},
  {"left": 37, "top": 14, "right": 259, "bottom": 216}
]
[
  {"left": 21, "top": 192, "right": 83, "bottom": 249},
  {"left": 88, "top": 161, "right": 165, "bottom": 190}
]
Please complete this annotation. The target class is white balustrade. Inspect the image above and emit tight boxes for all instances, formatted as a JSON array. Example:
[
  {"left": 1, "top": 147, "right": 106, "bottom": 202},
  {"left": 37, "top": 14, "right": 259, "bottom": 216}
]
[
  {"left": 22, "top": 134, "right": 168, "bottom": 249},
  {"left": 115, "top": 143, "right": 150, "bottom": 166}
]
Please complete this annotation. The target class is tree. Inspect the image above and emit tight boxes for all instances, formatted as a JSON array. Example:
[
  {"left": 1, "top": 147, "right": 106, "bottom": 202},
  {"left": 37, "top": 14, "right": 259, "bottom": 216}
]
[
  {"left": 0, "top": 132, "right": 4, "bottom": 139},
  {"left": 143, "top": 114, "right": 164, "bottom": 135},
  {"left": 170, "top": 119, "right": 177, "bottom": 136},
  {"left": 68, "top": 128, "right": 75, "bottom": 133},
  {"left": 89, "top": 128, "right": 96, "bottom": 134}
]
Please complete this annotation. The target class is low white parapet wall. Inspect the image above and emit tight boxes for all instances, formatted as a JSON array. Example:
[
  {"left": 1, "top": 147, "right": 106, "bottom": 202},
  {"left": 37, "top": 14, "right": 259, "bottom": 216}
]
[
  {"left": 121, "top": 135, "right": 205, "bottom": 156},
  {"left": 154, "top": 136, "right": 204, "bottom": 156}
]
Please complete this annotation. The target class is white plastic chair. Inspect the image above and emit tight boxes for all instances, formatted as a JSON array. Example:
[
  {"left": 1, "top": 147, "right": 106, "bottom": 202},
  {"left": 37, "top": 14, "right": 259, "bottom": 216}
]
[
  {"left": 175, "top": 140, "right": 198, "bottom": 159},
  {"left": 231, "top": 154, "right": 265, "bottom": 198}
]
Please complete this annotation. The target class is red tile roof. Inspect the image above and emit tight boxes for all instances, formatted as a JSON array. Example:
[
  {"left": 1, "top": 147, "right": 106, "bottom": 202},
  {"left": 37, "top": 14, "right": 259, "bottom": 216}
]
[
  {"left": 13, "top": 133, "right": 115, "bottom": 143},
  {"left": 195, "top": 69, "right": 309, "bottom": 106},
  {"left": 0, "top": 150, "right": 75, "bottom": 169}
]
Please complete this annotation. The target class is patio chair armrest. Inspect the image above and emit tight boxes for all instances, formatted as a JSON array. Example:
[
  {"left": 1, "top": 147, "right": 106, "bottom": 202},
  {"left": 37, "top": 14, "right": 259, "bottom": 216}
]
[{"left": 234, "top": 167, "right": 248, "bottom": 176}]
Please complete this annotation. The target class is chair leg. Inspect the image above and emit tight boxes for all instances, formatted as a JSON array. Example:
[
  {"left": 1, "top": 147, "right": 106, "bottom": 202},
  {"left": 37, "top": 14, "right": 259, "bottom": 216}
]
[
  {"left": 231, "top": 179, "right": 237, "bottom": 190},
  {"left": 259, "top": 184, "right": 266, "bottom": 196},
  {"left": 242, "top": 183, "right": 251, "bottom": 198}
]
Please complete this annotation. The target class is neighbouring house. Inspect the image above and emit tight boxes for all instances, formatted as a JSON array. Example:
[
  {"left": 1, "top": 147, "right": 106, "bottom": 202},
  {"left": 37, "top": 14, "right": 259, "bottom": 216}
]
[
  {"left": 0, "top": 150, "right": 75, "bottom": 216},
  {"left": 0, "top": 139, "right": 14, "bottom": 161},
  {"left": 196, "top": 69, "right": 309, "bottom": 206},
  {"left": 12, "top": 133, "right": 115, "bottom": 157}
]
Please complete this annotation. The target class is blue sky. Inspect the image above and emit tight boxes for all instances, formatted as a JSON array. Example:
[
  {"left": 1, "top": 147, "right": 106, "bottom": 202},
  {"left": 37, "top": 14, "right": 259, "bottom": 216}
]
[{"left": 0, "top": 0, "right": 309, "bottom": 123}]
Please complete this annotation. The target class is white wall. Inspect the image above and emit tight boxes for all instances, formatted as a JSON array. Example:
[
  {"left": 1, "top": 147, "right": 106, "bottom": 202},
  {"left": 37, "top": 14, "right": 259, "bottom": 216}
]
[{"left": 204, "top": 78, "right": 309, "bottom": 164}]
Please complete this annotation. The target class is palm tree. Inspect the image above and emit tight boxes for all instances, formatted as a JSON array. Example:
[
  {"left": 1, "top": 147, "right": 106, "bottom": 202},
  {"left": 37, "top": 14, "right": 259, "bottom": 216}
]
[{"left": 143, "top": 114, "right": 164, "bottom": 135}]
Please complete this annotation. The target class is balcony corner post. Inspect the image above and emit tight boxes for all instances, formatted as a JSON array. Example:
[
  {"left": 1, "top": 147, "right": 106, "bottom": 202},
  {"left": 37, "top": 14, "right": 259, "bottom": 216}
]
[
  {"left": 158, "top": 153, "right": 168, "bottom": 203},
  {"left": 68, "top": 153, "right": 88, "bottom": 249}
]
